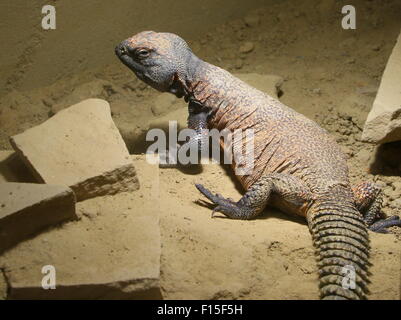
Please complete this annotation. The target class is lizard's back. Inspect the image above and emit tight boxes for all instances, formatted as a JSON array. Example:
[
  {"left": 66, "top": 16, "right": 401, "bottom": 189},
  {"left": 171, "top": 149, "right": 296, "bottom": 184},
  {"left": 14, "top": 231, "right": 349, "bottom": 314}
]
[{"left": 202, "top": 65, "right": 350, "bottom": 195}]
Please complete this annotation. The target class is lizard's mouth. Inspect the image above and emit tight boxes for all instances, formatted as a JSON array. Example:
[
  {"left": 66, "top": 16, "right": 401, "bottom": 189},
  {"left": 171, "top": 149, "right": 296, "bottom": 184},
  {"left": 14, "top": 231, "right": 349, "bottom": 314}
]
[
  {"left": 115, "top": 43, "right": 171, "bottom": 93},
  {"left": 115, "top": 44, "right": 147, "bottom": 80},
  {"left": 115, "top": 41, "right": 190, "bottom": 99}
]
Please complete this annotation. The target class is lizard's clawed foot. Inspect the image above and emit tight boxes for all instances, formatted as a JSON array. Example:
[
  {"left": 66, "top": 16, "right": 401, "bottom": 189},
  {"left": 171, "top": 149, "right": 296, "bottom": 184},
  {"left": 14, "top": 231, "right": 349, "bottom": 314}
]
[
  {"left": 195, "top": 183, "right": 240, "bottom": 218},
  {"left": 368, "top": 215, "right": 401, "bottom": 233}
]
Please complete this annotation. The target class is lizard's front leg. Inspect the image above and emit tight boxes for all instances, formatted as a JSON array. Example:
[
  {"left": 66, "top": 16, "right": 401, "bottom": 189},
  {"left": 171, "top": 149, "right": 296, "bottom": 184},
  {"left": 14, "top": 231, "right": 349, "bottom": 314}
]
[
  {"left": 353, "top": 181, "right": 401, "bottom": 233},
  {"left": 182, "top": 110, "right": 210, "bottom": 152},
  {"left": 196, "top": 173, "right": 313, "bottom": 220},
  {"left": 159, "top": 100, "right": 210, "bottom": 167}
]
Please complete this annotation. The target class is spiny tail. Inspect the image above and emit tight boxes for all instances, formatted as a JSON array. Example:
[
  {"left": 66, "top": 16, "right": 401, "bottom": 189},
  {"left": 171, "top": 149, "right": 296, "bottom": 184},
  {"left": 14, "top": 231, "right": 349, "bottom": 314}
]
[{"left": 307, "top": 199, "right": 371, "bottom": 300}]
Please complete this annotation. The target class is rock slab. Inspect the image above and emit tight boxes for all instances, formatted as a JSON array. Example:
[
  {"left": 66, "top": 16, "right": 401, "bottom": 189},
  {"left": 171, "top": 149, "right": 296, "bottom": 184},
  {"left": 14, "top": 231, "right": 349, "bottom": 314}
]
[
  {"left": 0, "top": 183, "right": 76, "bottom": 254},
  {"left": 0, "top": 155, "right": 161, "bottom": 299},
  {"left": 362, "top": 32, "right": 401, "bottom": 144},
  {"left": 0, "top": 151, "right": 36, "bottom": 183},
  {"left": 10, "top": 99, "right": 139, "bottom": 201}
]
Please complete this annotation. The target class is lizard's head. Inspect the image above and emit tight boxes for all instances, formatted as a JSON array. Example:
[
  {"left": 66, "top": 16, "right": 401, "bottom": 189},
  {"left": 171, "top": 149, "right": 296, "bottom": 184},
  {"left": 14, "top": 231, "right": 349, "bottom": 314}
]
[{"left": 115, "top": 31, "right": 193, "bottom": 97}]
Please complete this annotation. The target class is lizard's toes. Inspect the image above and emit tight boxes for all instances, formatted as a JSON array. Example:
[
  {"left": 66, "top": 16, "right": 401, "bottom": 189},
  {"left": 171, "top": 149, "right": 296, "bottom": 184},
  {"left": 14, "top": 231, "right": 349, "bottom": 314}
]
[
  {"left": 211, "top": 206, "right": 221, "bottom": 218},
  {"left": 195, "top": 183, "right": 216, "bottom": 202},
  {"left": 195, "top": 183, "right": 225, "bottom": 203},
  {"left": 211, "top": 205, "right": 234, "bottom": 218},
  {"left": 195, "top": 183, "right": 241, "bottom": 219}
]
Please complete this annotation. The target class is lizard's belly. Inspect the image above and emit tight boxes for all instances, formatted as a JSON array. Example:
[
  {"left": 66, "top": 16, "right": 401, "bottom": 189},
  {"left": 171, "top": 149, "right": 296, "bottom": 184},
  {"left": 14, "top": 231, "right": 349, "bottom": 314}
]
[
  {"left": 217, "top": 124, "right": 349, "bottom": 194},
  {"left": 211, "top": 101, "right": 349, "bottom": 193},
  {"left": 218, "top": 128, "right": 303, "bottom": 191}
]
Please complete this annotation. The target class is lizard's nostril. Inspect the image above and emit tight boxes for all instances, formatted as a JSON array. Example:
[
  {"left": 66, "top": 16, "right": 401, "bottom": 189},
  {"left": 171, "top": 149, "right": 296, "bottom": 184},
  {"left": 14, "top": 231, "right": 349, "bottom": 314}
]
[{"left": 115, "top": 44, "right": 127, "bottom": 56}]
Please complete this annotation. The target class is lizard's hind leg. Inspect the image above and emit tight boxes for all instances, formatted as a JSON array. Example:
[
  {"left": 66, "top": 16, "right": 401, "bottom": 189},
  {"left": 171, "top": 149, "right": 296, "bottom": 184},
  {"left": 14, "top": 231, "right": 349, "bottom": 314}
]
[
  {"left": 352, "top": 181, "right": 401, "bottom": 233},
  {"left": 195, "top": 173, "right": 313, "bottom": 220}
]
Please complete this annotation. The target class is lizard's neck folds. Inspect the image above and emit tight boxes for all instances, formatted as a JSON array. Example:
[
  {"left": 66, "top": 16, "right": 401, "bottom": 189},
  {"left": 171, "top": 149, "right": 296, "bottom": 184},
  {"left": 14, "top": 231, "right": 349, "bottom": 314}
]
[{"left": 185, "top": 56, "right": 231, "bottom": 109}]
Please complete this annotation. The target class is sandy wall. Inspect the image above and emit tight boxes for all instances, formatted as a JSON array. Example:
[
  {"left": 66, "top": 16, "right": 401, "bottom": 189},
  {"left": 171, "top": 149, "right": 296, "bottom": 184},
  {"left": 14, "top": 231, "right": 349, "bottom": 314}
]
[{"left": 0, "top": 0, "right": 269, "bottom": 96}]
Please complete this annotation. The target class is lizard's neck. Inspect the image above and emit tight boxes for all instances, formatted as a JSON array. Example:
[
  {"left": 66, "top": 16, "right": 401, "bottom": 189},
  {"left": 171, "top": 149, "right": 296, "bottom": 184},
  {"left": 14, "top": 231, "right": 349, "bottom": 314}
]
[{"left": 182, "top": 55, "right": 231, "bottom": 109}]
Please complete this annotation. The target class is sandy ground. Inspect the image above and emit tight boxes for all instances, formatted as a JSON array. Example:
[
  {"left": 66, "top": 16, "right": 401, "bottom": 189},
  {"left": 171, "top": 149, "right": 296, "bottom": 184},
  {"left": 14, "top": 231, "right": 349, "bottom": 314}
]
[{"left": 0, "top": 0, "right": 401, "bottom": 299}]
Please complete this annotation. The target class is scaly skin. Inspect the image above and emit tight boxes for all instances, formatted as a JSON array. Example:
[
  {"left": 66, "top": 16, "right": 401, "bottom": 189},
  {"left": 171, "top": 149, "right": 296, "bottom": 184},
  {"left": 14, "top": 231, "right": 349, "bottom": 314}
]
[{"left": 115, "top": 31, "right": 401, "bottom": 300}]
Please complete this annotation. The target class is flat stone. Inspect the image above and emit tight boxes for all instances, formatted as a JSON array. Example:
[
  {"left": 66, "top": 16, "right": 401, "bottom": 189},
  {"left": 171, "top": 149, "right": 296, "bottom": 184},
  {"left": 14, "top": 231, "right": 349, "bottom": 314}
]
[
  {"left": 235, "top": 73, "right": 283, "bottom": 98},
  {"left": 243, "top": 13, "right": 260, "bottom": 28},
  {"left": 0, "top": 183, "right": 76, "bottom": 254},
  {"left": 239, "top": 41, "right": 255, "bottom": 54},
  {"left": 362, "top": 32, "right": 401, "bottom": 144},
  {"left": 10, "top": 99, "right": 139, "bottom": 201},
  {"left": 0, "top": 151, "right": 36, "bottom": 183},
  {"left": 0, "top": 155, "right": 161, "bottom": 299}
]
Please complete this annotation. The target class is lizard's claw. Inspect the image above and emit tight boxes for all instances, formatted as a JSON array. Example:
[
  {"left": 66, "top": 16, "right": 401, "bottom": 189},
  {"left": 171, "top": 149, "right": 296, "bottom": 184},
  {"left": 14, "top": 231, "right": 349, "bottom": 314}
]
[
  {"left": 195, "top": 183, "right": 239, "bottom": 218},
  {"left": 195, "top": 183, "right": 219, "bottom": 203},
  {"left": 195, "top": 184, "right": 235, "bottom": 204},
  {"left": 211, "top": 205, "right": 230, "bottom": 218}
]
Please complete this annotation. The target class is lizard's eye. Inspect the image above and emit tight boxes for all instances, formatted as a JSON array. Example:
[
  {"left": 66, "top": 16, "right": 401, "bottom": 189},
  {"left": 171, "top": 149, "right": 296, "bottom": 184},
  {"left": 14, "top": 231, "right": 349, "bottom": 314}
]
[{"left": 136, "top": 48, "right": 150, "bottom": 59}]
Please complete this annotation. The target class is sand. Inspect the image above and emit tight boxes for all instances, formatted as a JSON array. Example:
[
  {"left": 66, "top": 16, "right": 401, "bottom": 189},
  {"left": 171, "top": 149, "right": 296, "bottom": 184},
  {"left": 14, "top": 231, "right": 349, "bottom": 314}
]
[{"left": 0, "top": 0, "right": 400, "bottom": 299}]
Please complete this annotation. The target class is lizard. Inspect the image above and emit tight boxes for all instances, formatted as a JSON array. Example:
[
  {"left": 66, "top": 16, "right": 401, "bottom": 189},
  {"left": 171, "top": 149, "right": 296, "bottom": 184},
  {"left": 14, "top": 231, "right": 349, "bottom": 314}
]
[{"left": 115, "top": 31, "right": 401, "bottom": 300}]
